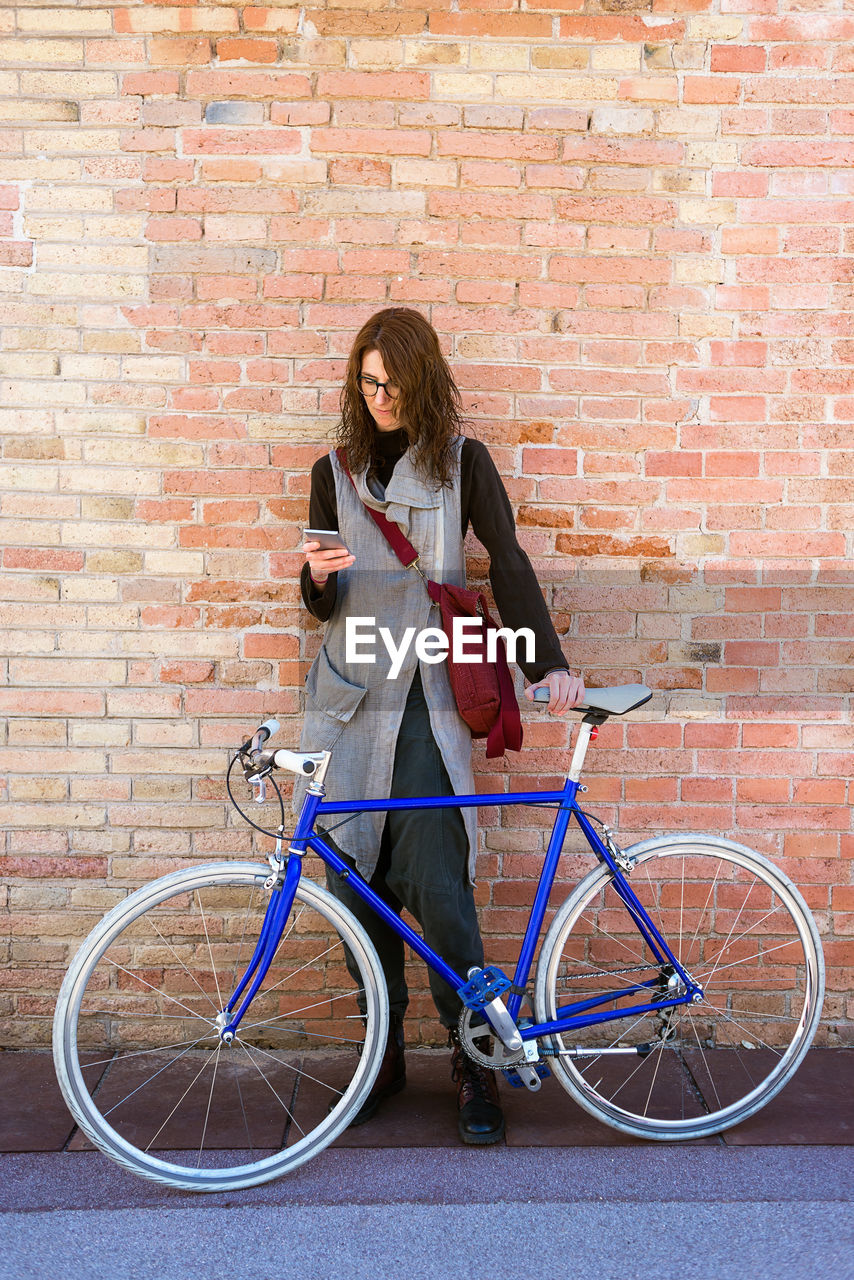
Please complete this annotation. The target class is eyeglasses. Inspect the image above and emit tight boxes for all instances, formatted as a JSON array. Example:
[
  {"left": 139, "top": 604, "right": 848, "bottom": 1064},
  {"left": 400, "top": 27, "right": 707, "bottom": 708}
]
[{"left": 357, "top": 374, "right": 400, "bottom": 400}]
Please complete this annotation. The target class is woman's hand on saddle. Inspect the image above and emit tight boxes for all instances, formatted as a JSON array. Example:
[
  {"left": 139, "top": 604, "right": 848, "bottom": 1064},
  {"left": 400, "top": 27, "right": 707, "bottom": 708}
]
[
  {"left": 303, "top": 540, "right": 355, "bottom": 586},
  {"left": 525, "top": 668, "right": 586, "bottom": 716}
]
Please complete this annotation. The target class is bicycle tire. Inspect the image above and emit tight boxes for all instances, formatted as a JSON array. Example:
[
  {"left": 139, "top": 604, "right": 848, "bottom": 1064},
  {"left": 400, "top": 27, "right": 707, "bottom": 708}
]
[
  {"left": 534, "top": 834, "right": 824, "bottom": 1140},
  {"left": 53, "top": 861, "right": 388, "bottom": 1190}
]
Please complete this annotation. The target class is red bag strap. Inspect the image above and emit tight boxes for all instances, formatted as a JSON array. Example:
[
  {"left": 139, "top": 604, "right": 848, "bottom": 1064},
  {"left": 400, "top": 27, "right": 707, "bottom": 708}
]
[
  {"left": 336, "top": 447, "right": 522, "bottom": 755},
  {"left": 479, "top": 597, "right": 523, "bottom": 757},
  {"left": 336, "top": 447, "right": 442, "bottom": 602}
]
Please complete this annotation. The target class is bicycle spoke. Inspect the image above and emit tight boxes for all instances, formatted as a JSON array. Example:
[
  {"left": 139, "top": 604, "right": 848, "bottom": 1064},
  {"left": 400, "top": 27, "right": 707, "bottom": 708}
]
[
  {"left": 233, "top": 1052, "right": 254, "bottom": 1158},
  {"left": 684, "top": 1007, "right": 721, "bottom": 1113},
  {"left": 695, "top": 1002, "right": 786, "bottom": 1055},
  {"left": 101, "top": 1033, "right": 214, "bottom": 1119},
  {"left": 82, "top": 1035, "right": 215, "bottom": 1071},
  {"left": 241, "top": 986, "right": 366, "bottom": 1033},
  {"left": 642, "top": 861, "right": 668, "bottom": 942},
  {"left": 80, "top": 1009, "right": 212, "bottom": 1022},
  {"left": 196, "top": 890, "right": 224, "bottom": 1012},
  {"left": 101, "top": 956, "right": 218, "bottom": 1027},
  {"left": 249, "top": 939, "right": 343, "bottom": 1003},
  {"left": 576, "top": 910, "right": 648, "bottom": 967},
  {"left": 143, "top": 1049, "right": 218, "bottom": 1152},
  {"left": 700, "top": 880, "right": 756, "bottom": 988},
  {"left": 254, "top": 905, "right": 308, "bottom": 996},
  {"left": 699, "top": 905, "right": 788, "bottom": 977},
  {"left": 228, "top": 883, "right": 257, "bottom": 995},
  {"left": 142, "top": 916, "right": 220, "bottom": 1015},
  {"left": 197, "top": 1044, "right": 222, "bottom": 1166},
  {"left": 677, "top": 859, "right": 685, "bottom": 968},
  {"left": 641, "top": 1025, "right": 668, "bottom": 1116},
  {"left": 682, "top": 859, "right": 725, "bottom": 971},
  {"left": 695, "top": 936, "right": 801, "bottom": 982},
  {"left": 709, "top": 1003, "right": 799, "bottom": 1023},
  {"left": 240, "top": 1038, "right": 347, "bottom": 1097},
  {"left": 236, "top": 1040, "right": 305, "bottom": 1139}
]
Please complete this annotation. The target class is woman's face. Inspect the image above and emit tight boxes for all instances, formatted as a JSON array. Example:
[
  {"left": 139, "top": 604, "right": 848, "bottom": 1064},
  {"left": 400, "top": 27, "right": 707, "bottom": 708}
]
[{"left": 360, "top": 348, "right": 400, "bottom": 433}]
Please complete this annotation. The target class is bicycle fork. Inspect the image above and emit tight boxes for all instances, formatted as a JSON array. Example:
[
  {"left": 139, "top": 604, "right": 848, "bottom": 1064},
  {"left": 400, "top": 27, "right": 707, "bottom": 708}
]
[{"left": 216, "top": 850, "right": 303, "bottom": 1045}]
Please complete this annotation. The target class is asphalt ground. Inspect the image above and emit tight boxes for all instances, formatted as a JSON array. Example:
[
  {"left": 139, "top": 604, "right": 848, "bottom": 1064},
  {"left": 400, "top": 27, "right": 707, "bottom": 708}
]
[
  {"left": 3, "top": 1147, "right": 853, "bottom": 1280},
  {"left": 4, "top": 1050, "right": 853, "bottom": 1280}
]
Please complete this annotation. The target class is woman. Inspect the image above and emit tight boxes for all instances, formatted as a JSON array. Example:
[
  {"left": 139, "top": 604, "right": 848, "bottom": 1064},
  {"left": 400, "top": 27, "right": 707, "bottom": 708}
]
[{"left": 298, "top": 308, "right": 584, "bottom": 1144}]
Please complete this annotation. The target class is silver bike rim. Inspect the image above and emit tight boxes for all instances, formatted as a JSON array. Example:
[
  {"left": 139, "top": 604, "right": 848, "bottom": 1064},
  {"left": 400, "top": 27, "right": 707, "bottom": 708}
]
[
  {"left": 536, "top": 835, "right": 824, "bottom": 1139},
  {"left": 53, "top": 862, "right": 387, "bottom": 1190}
]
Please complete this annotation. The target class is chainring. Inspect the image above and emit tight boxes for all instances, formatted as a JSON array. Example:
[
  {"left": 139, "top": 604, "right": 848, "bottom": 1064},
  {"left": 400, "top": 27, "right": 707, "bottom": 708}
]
[{"left": 457, "top": 1007, "right": 527, "bottom": 1071}]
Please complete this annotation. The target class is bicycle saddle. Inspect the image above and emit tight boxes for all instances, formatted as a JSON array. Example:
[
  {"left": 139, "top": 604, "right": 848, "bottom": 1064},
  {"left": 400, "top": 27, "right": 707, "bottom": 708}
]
[
  {"left": 534, "top": 683, "right": 652, "bottom": 717},
  {"left": 578, "top": 683, "right": 652, "bottom": 717}
]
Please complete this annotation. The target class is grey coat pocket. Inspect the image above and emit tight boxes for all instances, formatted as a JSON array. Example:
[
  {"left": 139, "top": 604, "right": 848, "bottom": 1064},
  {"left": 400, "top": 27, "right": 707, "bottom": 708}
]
[{"left": 302, "top": 646, "right": 367, "bottom": 749}]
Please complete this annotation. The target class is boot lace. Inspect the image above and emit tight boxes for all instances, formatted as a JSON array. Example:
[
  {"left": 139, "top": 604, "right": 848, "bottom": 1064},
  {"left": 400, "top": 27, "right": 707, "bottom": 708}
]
[{"left": 450, "top": 1036, "right": 497, "bottom": 1107}]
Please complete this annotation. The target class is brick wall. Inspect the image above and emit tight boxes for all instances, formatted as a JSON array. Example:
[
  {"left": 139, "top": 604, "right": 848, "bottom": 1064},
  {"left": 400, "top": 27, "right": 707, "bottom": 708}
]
[{"left": 2, "top": 0, "right": 852, "bottom": 1047}]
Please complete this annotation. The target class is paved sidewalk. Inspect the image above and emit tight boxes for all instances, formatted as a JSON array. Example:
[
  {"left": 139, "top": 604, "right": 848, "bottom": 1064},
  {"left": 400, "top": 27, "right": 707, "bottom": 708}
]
[{"left": 3, "top": 1048, "right": 853, "bottom": 1152}]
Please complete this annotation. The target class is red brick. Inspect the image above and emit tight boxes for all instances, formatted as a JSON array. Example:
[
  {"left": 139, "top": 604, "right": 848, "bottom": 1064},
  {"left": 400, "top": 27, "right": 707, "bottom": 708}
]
[
  {"left": 150, "top": 37, "right": 212, "bottom": 65},
  {"left": 216, "top": 38, "right": 278, "bottom": 64},
  {"left": 160, "top": 661, "right": 214, "bottom": 683},
  {"left": 328, "top": 157, "right": 391, "bottom": 187},
  {"left": 182, "top": 129, "right": 301, "bottom": 155},
  {"left": 430, "top": 12, "right": 551, "bottom": 37},
  {"left": 0, "top": 856, "right": 107, "bottom": 878},
  {"left": 186, "top": 70, "right": 311, "bottom": 98},
  {"left": 4, "top": 549, "right": 84, "bottom": 572},
  {"left": 146, "top": 216, "right": 203, "bottom": 241},
  {"left": 310, "top": 128, "right": 431, "bottom": 157},
  {"left": 317, "top": 72, "right": 430, "bottom": 101}
]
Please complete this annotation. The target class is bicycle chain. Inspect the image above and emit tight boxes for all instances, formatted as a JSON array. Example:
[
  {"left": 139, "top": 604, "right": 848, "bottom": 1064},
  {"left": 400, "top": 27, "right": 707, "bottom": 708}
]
[
  {"left": 554, "top": 963, "right": 653, "bottom": 984},
  {"left": 456, "top": 1007, "right": 527, "bottom": 1071},
  {"left": 460, "top": 965, "right": 667, "bottom": 1069}
]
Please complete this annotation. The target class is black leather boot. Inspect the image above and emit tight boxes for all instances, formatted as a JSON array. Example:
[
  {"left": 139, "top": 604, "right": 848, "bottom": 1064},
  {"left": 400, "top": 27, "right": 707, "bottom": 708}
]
[
  {"left": 348, "top": 1011, "right": 406, "bottom": 1127},
  {"left": 449, "top": 1029, "right": 505, "bottom": 1145}
]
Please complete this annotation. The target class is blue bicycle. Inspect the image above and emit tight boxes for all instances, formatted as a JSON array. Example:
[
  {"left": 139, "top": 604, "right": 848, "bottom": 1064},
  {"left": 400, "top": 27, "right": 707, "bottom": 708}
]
[{"left": 53, "top": 684, "right": 824, "bottom": 1191}]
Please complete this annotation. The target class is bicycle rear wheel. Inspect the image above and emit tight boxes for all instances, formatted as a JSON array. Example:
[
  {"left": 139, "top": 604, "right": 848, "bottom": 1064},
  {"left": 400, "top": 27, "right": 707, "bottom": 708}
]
[
  {"left": 535, "top": 835, "right": 824, "bottom": 1140},
  {"left": 53, "top": 862, "right": 387, "bottom": 1190}
]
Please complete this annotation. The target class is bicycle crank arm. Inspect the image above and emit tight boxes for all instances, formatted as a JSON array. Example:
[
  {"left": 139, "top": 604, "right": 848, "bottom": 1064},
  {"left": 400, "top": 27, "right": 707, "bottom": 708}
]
[
  {"left": 483, "top": 996, "right": 523, "bottom": 1052},
  {"left": 514, "top": 1065, "right": 542, "bottom": 1091}
]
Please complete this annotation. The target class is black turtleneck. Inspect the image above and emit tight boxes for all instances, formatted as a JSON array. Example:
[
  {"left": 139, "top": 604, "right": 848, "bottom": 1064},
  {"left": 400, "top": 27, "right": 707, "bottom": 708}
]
[{"left": 299, "top": 432, "right": 569, "bottom": 683}]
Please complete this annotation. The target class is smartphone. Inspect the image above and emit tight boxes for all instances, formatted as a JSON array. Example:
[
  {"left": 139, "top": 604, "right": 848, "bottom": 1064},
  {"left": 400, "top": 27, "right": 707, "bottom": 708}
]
[{"left": 303, "top": 528, "right": 348, "bottom": 552}]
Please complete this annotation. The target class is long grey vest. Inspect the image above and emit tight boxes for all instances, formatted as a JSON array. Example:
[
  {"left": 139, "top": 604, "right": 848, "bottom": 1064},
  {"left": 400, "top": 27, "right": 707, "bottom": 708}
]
[{"left": 294, "top": 441, "right": 478, "bottom": 881}]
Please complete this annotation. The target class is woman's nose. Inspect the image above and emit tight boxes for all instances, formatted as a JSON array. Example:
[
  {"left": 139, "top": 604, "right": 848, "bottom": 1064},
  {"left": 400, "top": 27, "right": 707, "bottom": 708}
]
[{"left": 375, "top": 385, "right": 389, "bottom": 405}]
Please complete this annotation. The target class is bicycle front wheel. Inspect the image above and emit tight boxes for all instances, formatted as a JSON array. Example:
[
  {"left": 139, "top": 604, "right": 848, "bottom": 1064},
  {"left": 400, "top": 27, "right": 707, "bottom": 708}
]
[
  {"left": 535, "top": 835, "right": 824, "bottom": 1140},
  {"left": 53, "top": 862, "right": 388, "bottom": 1190}
]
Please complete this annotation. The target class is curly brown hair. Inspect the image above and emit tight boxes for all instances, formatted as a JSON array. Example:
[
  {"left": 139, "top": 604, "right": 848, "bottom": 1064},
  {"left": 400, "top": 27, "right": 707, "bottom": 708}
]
[{"left": 337, "top": 308, "right": 465, "bottom": 486}]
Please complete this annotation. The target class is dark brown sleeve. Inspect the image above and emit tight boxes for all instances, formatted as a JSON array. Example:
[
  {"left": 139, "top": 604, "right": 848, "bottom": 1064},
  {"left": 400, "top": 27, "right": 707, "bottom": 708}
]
[
  {"left": 300, "top": 454, "right": 339, "bottom": 622},
  {"left": 461, "top": 438, "right": 569, "bottom": 684}
]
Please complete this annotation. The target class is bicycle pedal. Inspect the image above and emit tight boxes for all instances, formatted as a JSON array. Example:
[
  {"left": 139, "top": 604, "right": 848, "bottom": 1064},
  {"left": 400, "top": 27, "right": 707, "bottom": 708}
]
[
  {"left": 502, "top": 1061, "right": 551, "bottom": 1091},
  {"left": 458, "top": 964, "right": 511, "bottom": 1010}
]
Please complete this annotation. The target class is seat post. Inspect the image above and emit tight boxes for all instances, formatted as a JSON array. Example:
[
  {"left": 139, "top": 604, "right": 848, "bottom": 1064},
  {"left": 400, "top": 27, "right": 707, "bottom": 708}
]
[{"left": 567, "top": 717, "right": 604, "bottom": 783}]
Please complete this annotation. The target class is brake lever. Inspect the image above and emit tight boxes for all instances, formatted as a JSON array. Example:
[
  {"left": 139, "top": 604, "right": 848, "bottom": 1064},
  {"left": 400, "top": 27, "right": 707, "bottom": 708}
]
[{"left": 237, "top": 743, "right": 274, "bottom": 788}]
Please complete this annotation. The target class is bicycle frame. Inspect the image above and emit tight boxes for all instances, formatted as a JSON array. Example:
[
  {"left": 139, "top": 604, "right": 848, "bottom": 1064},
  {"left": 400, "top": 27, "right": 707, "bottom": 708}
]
[{"left": 221, "top": 769, "right": 704, "bottom": 1045}]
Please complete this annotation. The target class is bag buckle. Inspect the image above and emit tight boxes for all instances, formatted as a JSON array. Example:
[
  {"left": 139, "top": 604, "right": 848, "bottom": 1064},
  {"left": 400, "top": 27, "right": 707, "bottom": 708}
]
[{"left": 406, "top": 556, "right": 428, "bottom": 582}]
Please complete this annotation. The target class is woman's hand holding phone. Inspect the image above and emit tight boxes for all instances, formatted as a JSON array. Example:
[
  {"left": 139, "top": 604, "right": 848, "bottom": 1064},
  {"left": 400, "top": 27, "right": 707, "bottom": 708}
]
[{"left": 302, "top": 530, "right": 355, "bottom": 586}]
